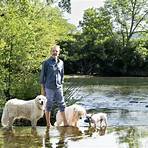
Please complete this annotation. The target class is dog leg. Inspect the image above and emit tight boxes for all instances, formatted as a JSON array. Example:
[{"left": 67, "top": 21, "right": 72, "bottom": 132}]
[
  {"left": 74, "top": 122, "right": 77, "bottom": 127},
  {"left": 7, "top": 117, "right": 14, "bottom": 129},
  {"left": 93, "top": 122, "right": 96, "bottom": 128},
  {"left": 56, "top": 120, "right": 62, "bottom": 126},
  {"left": 100, "top": 119, "right": 103, "bottom": 128},
  {"left": 56, "top": 116, "right": 63, "bottom": 126},
  {"left": 100, "top": 119, "right": 107, "bottom": 128},
  {"left": 105, "top": 119, "right": 107, "bottom": 127},
  {"left": 31, "top": 119, "right": 37, "bottom": 128}
]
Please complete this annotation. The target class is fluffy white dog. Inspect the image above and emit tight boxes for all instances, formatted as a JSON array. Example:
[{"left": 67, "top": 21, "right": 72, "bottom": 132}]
[
  {"left": 84, "top": 113, "right": 107, "bottom": 128},
  {"left": 1, "top": 95, "right": 47, "bottom": 129},
  {"left": 55, "top": 104, "right": 86, "bottom": 127}
]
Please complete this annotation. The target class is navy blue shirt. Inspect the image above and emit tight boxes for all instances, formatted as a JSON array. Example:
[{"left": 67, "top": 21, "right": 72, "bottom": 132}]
[{"left": 40, "top": 57, "right": 64, "bottom": 89}]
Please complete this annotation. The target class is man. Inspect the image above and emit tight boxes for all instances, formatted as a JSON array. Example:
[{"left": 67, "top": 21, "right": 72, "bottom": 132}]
[{"left": 40, "top": 45, "right": 68, "bottom": 128}]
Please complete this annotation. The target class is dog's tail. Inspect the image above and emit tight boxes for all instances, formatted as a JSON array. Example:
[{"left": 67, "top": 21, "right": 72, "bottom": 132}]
[{"left": 1, "top": 104, "right": 9, "bottom": 127}]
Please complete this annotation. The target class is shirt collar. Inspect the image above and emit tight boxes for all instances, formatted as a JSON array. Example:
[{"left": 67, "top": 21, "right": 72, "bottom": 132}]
[{"left": 50, "top": 57, "right": 60, "bottom": 63}]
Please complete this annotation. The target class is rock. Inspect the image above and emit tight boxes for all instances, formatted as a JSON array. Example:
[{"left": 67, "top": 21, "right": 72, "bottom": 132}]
[{"left": 129, "top": 101, "right": 138, "bottom": 103}]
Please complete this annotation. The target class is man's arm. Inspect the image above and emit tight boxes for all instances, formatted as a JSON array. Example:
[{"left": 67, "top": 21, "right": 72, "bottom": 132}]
[
  {"left": 40, "top": 61, "right": 46, "bottom": 96},
  {"left": 41, "top": 84, "right": 46, "bottom": 96},
  {"left": 61, "top": 61, "right": 64, "bottom": 84}
]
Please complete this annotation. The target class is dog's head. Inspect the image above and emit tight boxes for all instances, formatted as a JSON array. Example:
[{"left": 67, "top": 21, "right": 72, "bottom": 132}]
[
  {"left": 84, "top": 114, "right": 93, "bottom": 126},
  {"left": 35, "top": 95, "right": 47, "bottom": 110},
  {"left": 73, "top": 104, "right": 86, "bottom": 119}
]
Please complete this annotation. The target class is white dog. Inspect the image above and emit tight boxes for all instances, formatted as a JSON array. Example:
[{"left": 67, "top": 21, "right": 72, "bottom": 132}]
[
  {"left": 55, "top": 104, "right": 86, "bottom": 127},
  {"left": 1, "top": 95, "right": 47, "bottom": 129},
  {"left": 84, "top": 113, "right": 107, "bottom": 128}
]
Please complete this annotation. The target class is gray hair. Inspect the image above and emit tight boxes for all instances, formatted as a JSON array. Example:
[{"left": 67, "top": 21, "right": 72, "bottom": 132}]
[{"left": 51, "top": 45, "right": 61, "bottom": 51}]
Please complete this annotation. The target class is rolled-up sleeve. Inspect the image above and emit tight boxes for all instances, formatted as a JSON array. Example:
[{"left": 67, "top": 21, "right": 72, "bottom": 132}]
[{"left": 40, "top": 61, "right": 46, "bottom": 84}]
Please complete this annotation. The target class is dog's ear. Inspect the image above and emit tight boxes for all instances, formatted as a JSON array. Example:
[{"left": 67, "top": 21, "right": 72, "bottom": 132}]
[{"left": 35, "top": 96, "right": 39, "bottom": 103}]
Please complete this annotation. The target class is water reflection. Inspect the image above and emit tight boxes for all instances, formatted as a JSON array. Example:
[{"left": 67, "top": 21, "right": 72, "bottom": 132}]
[
  {"left": 83, "top": 126, "right": 107, "bottom": 137},
  {"left": 43, "top": 126, "right": 83, "bottom": 148},
  {"left": 1, "top": 126, "right": 148, "bottom": 148},
  {"left": 2, "top": 128, "right": 42, "bottom": 148},
  {"left": 0, "top": 126, "right": 107, "bottom": 148},
  {"left": 43, "top": 128, "right": 52, "bottom": 148},
  {"left": 117, "top": 127, "right": 139, "bottom": 148}
]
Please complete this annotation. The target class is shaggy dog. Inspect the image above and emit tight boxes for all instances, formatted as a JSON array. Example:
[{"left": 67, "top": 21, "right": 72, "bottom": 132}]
[
  {"left": 1, "top": 95, "right": 47, "bottom": 129},
  {"left": 55, "top": 104, "right": 86, "bottom": 127},
  {"left": 84, "top": 113, "right": 107, "bottom": 128}
]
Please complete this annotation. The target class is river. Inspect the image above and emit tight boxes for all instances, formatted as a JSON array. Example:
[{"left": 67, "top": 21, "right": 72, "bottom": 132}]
[{"left": 0, "top": 76, "right": 148, "bottom": 148}]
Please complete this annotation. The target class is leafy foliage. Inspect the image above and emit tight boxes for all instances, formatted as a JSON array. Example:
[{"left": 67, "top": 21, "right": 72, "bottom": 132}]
[
  {"left": 60, "top": 0, "right": 148, "bottom": 76},
  {"left": 104, "top": 0, "right": 148, "bottom": 47},
  {"left": 46, "top": 0, "right": 71, "bottom": 13},
  {"left": 0, "top": 0, "right": 74, "bottom": 100}
]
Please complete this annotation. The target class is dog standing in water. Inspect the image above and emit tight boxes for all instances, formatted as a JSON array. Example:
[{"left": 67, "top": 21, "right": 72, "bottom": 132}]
[
  {"left": 84, "top": 113, "right": 107, "bottom": 128},
  {"left": 1, "top": 95, "right": 47, "bottom": 129},
  {"left": 55, "top": 104, "right": 86, "bottom": 127}
]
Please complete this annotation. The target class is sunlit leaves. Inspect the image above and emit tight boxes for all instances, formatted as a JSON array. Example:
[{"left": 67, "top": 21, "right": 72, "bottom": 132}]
[
  {"left": 0, "top": 0, "right": 73, "bottom": 98},
  {"left": 104, "top": 0, "right": 148, "bottom": 47}
]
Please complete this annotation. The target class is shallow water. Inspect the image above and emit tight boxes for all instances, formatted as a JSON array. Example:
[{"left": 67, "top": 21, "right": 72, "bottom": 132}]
[
  {"left": 65, "top": 76, "right": 148, "bottom": 126},
  {"left": 1, "top": 77, "right": 148, "bottom": 147},
  {"left": 0, "top": 126, "right": 148, "bottom": 148}
]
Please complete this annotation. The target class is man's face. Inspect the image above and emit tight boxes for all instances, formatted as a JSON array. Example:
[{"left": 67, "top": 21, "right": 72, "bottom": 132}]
[{"left": 52, "top": 47, "right": 60, "bottom": 58}]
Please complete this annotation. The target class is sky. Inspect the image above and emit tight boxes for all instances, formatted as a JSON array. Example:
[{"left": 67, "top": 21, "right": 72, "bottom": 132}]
[{"left": 64, "top": 0, "right": 105, "bottom": 26}]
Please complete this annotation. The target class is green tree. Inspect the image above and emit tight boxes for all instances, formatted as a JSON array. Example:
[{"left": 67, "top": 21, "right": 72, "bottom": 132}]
[
  {"left": 49, "top": 0, "right": 148, "bottom": 76},
  {"left": 104, "top": 0, "right": 148, "bottom": 74},
  {"left": 105, "top": 0, "right": 148, "bottom": 47},
  {"left": 46, "top": 0, "right": 71, "bottom": 13},
  {"left": 0, "top": 0, "right": 74, "bottom": 100},
  {"left": 78, "top": 8, "right": 114, "bottom": 74}
]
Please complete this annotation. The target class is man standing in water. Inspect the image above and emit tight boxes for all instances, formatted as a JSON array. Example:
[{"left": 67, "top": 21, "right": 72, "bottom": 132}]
[{"left": 40, "top": 45, "right": 68, "bottom": 128}]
